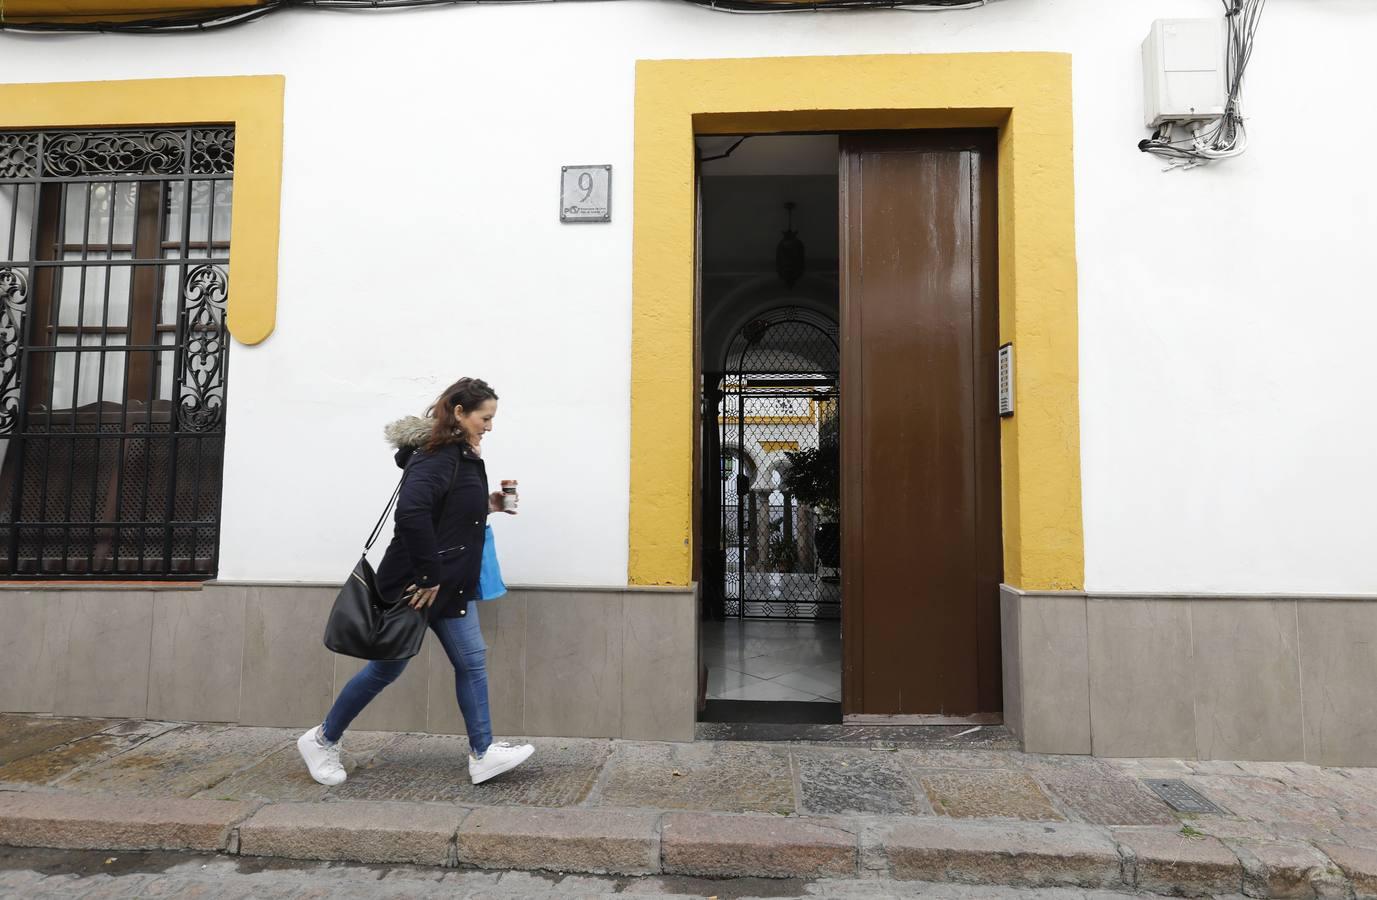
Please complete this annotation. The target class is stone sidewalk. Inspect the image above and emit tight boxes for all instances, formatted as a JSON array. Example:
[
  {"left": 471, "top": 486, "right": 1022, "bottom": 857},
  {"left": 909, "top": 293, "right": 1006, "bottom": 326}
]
[{"left": 2, "top": 715, "right": 1376, "bottom": 898}]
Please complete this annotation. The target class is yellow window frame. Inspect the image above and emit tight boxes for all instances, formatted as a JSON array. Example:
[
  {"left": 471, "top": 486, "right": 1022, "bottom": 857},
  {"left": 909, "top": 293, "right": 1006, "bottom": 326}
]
[{"left": 0, "top": 75, "right": 284, "bottom": 345}]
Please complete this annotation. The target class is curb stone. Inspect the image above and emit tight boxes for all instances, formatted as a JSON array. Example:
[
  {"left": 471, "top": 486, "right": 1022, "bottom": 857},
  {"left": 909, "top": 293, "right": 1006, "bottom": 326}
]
[
  {"left": 0, "top": 788, "right": 1368, "bottom": 898},
  {"left": 878, "top": 818, "right": 1124, "bottom": 889},
  {"left": 1226, "top": 838, "right": 1347, "bottom": 899},
  {"left": 237, "top": 800, "right": 467, "bottom": 866},
  {"left": 0, "top": 791, "right": 259, "bottom": 852},
  {"left": 1316, "top": 844, "right": 1377, "bottom": 899},
  {"left": 661, "top": 812, "right": 856, "bottom": 878},
  {"left": 1111, "top": 827, "right": 1242, "bottom": 897},
  {"left": 457, "top": 806, "right": 660, "bottom": 875}
]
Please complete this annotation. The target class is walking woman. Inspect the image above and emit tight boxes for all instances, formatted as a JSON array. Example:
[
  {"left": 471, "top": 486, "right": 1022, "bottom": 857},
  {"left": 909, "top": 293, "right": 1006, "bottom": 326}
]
[{"left": 298, "top": 377, "right": 534, "bottom": 787}]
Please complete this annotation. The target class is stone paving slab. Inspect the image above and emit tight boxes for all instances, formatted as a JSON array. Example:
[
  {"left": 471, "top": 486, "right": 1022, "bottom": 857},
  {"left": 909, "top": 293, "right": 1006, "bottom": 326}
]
[
  {"left": 1112, "top": 827, "right": 1242, "bottom": 897},
  {"left": 0, "top": 720, "right": 180, "bottom": 788},
  {"left": 1022, "top": 754, "right": 1125, "bottom": 778},
  {"left": 597, "top": 741, "right": 795, "bottom": 814},
  {"left": 57, "top": 725, "right": 294, "bottom": 798},
  {"left": 238, "top": 800, "right": 465, "bottom": 867},
  {"left": 446, "top": 738, "right": 609, "bottom": 808},
  {"left": 0, "top": 790, "right": 257, "bottom": 852},
  {"left": 1340, "top": 768, "right": 1377, "bottom": 796},
  {"left": 195, "top": 732, "right": 394, "bottom": 803},
  {"left": 457, "top": 806, "right": 660, "bottom": 875},
  {"left": 661, "top": 812, "right": 856, "bottom": 878},
  {"left": 876, "top": 818, "right": 1125, "bottom": 889},
  {"left": 333, "top": 735, "right": 607, "bottom": 806},
  {"left": 1108, "top": 758, "right": 1195, "bottom": 778},
  {"left": 899, "top": 748, "right": 1027, "bottom": 771},
  {"left": 1332, "top": 825, "right": 1377, "bottom": 849},
  {"left": 1286, "top": 770, "right": 1377, "bottom": 808},
  {"left": 1187, "top": 760, "right": 1251, "bottom": 776},
  {"left": 328, "top": 733, "right": 471, "bottom": 802},
  {"left": 1032, "top": 767, "right": 1178, "bottom": 827},
  {"left": 1188, "top": 774, "right": 1348, "bottom": 831},
  {"left": 793, "top": 747, "right": 929, "bottom": 816},
  {"left": 0, "top": 715, "right": 114, "bottom": 767},
  {"left": 1187, "top": 817, "right": 1280, "bottom": 843},
  {"left": 917, "top": 770, "right": 1064, "bottom": 822}
]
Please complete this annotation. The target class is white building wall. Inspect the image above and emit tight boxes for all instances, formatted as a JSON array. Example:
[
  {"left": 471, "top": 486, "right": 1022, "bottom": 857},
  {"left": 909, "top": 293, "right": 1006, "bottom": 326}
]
[{"left": 3, "top": 0, "right": 1374, "bottom": 593}]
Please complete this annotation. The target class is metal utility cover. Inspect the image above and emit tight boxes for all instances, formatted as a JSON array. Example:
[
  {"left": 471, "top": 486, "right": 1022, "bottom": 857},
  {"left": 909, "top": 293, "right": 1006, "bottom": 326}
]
[{"left": 1143, "top": 779, "right": 1227, "bottom": 815}]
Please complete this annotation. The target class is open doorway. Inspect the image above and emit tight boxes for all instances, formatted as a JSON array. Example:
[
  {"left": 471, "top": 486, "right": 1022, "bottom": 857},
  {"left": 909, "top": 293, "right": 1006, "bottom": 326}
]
[
  {"left": 696, "top": 133, "right": 842, "bottom": 724},
  {"left": 693, "top": 129, "right": 1004, "bottom": 728}
]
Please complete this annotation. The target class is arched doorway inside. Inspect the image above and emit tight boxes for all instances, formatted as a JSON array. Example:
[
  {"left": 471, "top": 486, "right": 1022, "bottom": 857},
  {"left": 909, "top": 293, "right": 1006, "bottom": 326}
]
[
  {"left": 719, "top": 309, "right": 839, "bottom": 620},
  {"left": 700, "top": 303, "right": 843, "bottom": 723}
]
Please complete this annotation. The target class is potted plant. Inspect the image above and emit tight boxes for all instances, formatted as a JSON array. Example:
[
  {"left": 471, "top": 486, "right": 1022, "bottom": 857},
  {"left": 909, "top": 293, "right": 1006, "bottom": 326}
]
[
  {"left": 781, "top": 411, "right": 840, "bottom": 569},
  {"left": 765, "top": 529, "right": 800, "bottom": 573}
]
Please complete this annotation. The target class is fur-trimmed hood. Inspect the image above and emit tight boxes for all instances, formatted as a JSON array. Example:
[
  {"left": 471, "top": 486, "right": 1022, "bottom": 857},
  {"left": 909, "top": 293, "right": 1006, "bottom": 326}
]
[
  {"left": 384, "top": 415, "right": 432, "bottom": 451},
  {"left": 384, "top": 415, "right": 434, "bottom": 468}
]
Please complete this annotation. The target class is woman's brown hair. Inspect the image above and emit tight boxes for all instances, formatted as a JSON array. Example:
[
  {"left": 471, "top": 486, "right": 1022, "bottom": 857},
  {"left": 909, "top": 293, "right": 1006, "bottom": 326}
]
[{"left": 424, "top": 377, "right": 499, "bottom": 452}]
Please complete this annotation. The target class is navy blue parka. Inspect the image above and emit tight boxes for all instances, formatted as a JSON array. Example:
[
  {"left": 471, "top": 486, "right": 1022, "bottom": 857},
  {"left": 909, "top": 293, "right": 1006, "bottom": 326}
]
[{"left": 375, "top": 416, "right": 489, "bottom": 619}]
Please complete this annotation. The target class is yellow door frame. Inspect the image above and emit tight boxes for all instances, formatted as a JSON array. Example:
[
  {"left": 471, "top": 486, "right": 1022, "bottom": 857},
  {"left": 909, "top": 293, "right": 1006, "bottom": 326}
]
[
  {"left": 629, "top": 53, "right": 1083, "bottom": 592},
  {"left": 0, "top": 75, "right": 284, "bottom": 345}
]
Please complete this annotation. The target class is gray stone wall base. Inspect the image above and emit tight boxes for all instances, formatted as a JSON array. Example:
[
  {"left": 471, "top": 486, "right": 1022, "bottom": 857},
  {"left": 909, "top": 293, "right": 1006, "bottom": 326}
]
[
  {"left": 1000, "top": 586, "right": 1377, "bottom": 766},
  {"left": 0, "top": 583, "right": 698, "bottom": 743},
  {"left": 8, "top": 579, "right": 1373, "bottom": 763}
]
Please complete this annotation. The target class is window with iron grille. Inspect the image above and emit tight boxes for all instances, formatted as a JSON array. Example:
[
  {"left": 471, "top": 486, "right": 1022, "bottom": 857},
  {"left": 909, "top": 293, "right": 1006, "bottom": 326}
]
[{"left": 0, "top": 127, "right": 234, "bottom": 579}]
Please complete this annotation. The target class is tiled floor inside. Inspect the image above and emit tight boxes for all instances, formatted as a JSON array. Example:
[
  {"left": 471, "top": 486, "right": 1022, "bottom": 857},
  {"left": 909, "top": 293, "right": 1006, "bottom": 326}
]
[{"left": 701, "top": 618, "right": 841, "bottom": 703}]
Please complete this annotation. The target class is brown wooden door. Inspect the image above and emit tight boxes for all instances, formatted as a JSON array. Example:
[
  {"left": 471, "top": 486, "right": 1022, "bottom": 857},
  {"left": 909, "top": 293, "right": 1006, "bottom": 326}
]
[{"left": 839, "top": 131, "right": 1002, "bottom": 720}]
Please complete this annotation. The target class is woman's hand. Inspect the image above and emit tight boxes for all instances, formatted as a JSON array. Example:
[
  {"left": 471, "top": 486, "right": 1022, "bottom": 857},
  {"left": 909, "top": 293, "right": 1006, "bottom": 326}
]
[
  {"left": 489, "top": 491, "right": 518, "bottom": 515},
  {"left": 403, "top": 584, "right": 439, "bottom": 610}
]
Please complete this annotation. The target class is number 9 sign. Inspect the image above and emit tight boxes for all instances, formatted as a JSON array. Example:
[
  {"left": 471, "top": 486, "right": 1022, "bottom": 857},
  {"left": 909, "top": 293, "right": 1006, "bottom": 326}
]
[{"left": 560, "top": 165, "right": 612, "bottom": 223}]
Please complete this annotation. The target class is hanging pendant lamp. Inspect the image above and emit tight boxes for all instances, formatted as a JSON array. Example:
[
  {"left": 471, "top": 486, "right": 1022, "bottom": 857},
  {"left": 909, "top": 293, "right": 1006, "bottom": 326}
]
[{"left": 775, "top": 201, "right": 805, "bottom": 288}]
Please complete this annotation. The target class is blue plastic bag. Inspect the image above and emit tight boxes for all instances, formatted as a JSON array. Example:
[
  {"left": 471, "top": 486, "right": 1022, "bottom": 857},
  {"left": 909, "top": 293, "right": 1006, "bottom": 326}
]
[{"left": 478, "top": 525, "right": 506, "bottom": 601}]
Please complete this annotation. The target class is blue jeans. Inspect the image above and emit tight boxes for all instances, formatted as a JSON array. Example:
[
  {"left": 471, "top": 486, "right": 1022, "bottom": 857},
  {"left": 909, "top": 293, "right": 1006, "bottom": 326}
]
[{"left": 322, "top": 602, "right": 492, "bottom": 756}]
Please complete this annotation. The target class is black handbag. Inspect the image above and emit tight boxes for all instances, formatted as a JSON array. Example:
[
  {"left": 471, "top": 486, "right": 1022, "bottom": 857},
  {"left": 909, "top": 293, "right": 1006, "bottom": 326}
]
[{"left": 323, "top": 454, "right": 457, "bottom": 661}]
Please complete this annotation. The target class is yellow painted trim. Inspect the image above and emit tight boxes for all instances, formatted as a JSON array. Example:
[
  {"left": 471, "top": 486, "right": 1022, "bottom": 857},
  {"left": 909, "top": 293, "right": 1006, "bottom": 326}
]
[
  {"left": 630, "top": 53, "right": 1083, "bottom": 591},
  {"left": 759, "top": 441, "right": 800, "bottom": 453},
  {"left": 721, "top": 417, "right": 813, "bottom": 426},
  {"left": 720, "top": 398, "right": 818, "bottom": 426},
  {"left": 0, "top": 76, "right": 284, "bottom": 345}
]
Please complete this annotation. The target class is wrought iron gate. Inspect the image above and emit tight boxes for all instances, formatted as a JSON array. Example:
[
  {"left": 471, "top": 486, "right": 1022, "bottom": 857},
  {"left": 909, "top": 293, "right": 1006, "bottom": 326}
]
[
  {"left": 719, "top": 310, "right": 839, "bottom": 619},
  {"left": 0, "top": 127, "right": 234, "bottom": 578}
]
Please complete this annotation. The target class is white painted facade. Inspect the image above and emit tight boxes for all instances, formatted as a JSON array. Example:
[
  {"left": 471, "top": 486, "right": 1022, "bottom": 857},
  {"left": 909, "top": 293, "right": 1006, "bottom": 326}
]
[{"left": 3, "top": 0, "right": 1374, "bottom": 594}]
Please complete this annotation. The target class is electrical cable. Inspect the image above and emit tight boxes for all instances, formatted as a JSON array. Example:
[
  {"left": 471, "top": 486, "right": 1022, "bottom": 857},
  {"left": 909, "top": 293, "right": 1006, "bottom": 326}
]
[
  {"left": 0, "top": 0, "right": 995, "bottom": 32},
  {"left": 698, "top": 136, "right": 751, "bottom": 164},
  {"left": 1138, "top": 0, "right": 1265, "bottom": 169}
]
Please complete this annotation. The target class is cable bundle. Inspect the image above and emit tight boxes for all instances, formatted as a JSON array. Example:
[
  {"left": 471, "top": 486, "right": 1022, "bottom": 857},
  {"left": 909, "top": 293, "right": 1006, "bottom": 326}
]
[
  {"left": 1139, "top": 0, "right": 1266, "bottom": 169},
  {"left": 0, "top": 0, "right": 993, "bottom": 32}
]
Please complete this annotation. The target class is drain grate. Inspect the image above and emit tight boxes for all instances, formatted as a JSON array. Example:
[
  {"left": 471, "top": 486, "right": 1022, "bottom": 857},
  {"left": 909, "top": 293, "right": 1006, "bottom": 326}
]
[{"left": 1143, "top": 779, "right": 1227, "bottom": 815}]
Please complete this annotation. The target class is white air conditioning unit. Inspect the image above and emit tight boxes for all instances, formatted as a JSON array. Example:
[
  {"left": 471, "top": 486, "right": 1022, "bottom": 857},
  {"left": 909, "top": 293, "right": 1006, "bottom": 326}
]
[{"left": 1142, "top": 18, "right": 1227, "bottom": 128}]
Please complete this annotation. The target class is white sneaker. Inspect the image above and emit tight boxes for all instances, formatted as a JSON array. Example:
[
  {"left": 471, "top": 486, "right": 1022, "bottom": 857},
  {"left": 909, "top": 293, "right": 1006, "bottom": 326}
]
[
  {"left": 469, "top": 741, "right": 534, "bottom": 785},
  {"left": 297, "top": 726, "right": 347, "bottom": 786}
]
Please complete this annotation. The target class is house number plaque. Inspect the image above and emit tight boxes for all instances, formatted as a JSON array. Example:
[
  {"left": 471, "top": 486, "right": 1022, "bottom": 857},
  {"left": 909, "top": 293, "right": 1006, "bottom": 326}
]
[{"left": 560, "top": 165, "right": 612, "bottom": 223}]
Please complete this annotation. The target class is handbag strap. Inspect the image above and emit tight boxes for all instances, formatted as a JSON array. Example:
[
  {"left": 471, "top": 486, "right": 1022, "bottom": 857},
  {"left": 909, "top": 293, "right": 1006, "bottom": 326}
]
[{"left": 362, "top": 447, "right": 463, "bottom": 554}]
